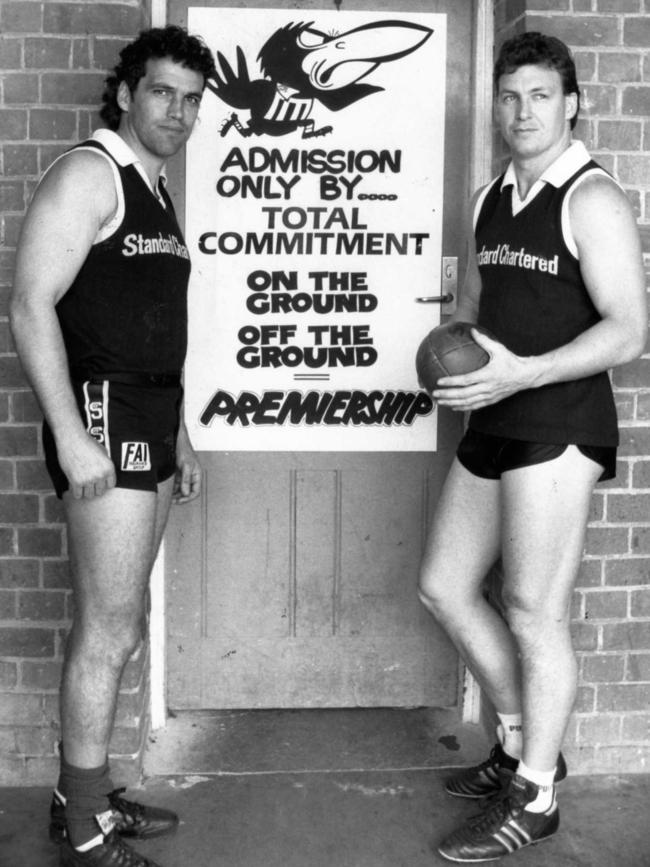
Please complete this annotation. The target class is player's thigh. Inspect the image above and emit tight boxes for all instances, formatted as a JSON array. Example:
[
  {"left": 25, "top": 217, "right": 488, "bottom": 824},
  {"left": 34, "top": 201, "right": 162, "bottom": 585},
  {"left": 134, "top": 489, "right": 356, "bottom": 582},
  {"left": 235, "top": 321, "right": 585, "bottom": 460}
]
[
  {"left": 500, "top": 444, "right": 602, "bottom": 616},
  {"left": 64, "top": 486, "right": 159, "bottom": 616},
  {"left": 419, "top": 456, "right": 501, "bottom": 601}
]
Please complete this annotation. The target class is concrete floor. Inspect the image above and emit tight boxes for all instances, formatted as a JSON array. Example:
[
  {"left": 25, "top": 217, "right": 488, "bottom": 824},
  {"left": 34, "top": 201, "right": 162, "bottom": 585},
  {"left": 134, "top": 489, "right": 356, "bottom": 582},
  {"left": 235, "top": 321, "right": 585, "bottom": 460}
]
[{"left": 2, "top": 709, "right": 650, "bottom": 867}]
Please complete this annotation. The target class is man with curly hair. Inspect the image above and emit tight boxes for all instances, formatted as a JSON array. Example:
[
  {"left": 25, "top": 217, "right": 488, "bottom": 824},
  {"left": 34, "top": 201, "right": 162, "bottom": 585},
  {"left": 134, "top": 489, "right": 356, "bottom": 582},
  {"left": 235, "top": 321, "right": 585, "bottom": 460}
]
[{"left": 11, "top": 26, "right": 215, "bottom": 867}]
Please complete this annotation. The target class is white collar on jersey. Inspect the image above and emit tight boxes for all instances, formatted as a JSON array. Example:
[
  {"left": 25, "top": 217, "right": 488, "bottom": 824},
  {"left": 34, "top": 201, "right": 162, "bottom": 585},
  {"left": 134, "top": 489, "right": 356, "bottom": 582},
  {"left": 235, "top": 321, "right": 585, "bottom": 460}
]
[
  {"left": 91, "top": 128, "right": 168, "bottom": 202},
  {"left": 500, "top": 139, "right": 592, "bottom": 213}
]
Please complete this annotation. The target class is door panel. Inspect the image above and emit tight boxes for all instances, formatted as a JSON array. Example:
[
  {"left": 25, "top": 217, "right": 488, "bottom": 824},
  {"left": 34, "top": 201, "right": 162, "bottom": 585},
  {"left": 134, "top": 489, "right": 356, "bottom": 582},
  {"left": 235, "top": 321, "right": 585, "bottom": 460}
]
[{"left": 165, "top": 0, "right": 473, "bottom": 709}]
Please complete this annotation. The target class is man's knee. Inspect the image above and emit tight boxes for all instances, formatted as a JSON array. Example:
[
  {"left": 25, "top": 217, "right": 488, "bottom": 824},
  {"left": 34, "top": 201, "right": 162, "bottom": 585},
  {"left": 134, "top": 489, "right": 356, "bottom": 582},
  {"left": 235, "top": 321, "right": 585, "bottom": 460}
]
[{"left": 71, "top": 606, "right": 145, "bottom": 669}]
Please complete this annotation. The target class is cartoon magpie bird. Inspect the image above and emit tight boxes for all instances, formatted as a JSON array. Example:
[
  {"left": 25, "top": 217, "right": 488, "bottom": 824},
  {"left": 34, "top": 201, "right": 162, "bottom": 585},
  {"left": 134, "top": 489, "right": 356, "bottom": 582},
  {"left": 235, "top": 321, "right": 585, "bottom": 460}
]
[{"left": 206, "top": 20, "right": 433, "bottom": 139}]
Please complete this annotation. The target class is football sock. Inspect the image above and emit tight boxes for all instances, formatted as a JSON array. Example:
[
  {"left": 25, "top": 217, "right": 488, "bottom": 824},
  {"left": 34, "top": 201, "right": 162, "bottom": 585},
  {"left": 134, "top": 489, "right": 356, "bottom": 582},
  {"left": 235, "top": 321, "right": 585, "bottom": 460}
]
[
  {"left": 58, "top": 756, "right": 114, "bottom": 849},
  {"left": 495, "top": 711, "right": 523, "bottom": 760},
  {"left": 516, "top": 759, "right": 556, "bottom": 813}
]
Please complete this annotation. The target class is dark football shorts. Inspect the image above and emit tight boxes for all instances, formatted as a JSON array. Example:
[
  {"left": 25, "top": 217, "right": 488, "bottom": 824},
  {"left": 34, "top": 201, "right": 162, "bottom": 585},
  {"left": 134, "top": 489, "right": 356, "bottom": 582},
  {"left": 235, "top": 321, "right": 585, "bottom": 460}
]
[
  {"left": 457, "top": 428, "right": 616, "bottom": 483},
  {"left": 43, "top": 375, "right": 183, "bottom": 499}
]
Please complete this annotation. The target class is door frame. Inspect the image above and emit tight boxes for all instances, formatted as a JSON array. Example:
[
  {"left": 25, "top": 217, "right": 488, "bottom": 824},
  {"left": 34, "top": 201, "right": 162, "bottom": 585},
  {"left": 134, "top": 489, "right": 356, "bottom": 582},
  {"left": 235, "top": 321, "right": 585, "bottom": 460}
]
[{"left": 148, "top": 0, "right": 494, "bottom": 731}]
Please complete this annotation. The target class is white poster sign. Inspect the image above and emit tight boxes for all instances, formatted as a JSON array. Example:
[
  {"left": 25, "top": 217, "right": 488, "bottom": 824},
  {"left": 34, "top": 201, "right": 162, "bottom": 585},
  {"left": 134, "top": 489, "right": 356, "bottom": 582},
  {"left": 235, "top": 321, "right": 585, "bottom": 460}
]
[{"left": 185, "top": 7, "right": 446, "bottom": 450}]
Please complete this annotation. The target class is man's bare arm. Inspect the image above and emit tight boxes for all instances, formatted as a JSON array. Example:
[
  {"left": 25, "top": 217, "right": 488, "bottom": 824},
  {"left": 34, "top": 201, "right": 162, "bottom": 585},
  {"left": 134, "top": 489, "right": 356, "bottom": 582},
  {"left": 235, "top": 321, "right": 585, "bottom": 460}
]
[{"left": 10, "top": 151, "right": 119, "bottom": 498}]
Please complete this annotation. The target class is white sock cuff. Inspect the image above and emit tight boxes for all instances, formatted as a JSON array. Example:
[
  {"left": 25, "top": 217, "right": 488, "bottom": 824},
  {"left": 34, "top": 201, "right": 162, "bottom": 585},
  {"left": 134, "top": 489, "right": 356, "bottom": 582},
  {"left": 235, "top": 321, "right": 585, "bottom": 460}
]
[
  {"left": 517, "top": 759, "right": 555, "bottom": 789},
  {"left": 496, "top": 712, "right": 523, "bottom": 733}
]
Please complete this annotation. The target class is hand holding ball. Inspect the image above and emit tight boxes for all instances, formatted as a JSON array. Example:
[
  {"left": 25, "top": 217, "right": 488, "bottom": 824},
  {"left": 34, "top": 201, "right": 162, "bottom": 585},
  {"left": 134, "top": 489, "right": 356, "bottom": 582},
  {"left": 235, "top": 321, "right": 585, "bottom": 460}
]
[{"left": 416, "top": 321, "right": 492, "bottom": 394}]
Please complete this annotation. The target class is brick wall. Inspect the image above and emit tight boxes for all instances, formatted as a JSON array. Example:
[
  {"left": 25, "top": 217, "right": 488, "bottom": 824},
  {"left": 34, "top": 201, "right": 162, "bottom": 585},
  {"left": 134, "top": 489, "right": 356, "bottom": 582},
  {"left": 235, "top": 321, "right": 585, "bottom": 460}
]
[
  {"left": 494, "top": 1, "right": 650, "bottom": 773},
  {"left": 1, "top": 0, "right": 649, "bottom": 786},
  {"left": 0, "top": 0, "right": 150, "bottom": 786}
]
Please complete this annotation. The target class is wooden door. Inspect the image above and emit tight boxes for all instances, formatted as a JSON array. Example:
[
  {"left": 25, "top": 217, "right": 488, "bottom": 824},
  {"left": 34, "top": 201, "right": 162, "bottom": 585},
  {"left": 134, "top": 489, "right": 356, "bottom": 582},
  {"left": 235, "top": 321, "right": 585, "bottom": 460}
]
[{"left": 165, "top": 0, "right": 474, "bottom": 710}]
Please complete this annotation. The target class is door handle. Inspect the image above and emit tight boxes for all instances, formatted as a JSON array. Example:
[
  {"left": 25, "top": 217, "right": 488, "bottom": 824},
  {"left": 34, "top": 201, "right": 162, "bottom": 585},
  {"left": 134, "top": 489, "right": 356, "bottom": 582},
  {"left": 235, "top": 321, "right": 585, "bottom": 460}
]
[
  {"left": 415, "top": 293, "right": 454, "bottom": 303},
  {"left": 415, "top": 257, "right": 458, "bottom": 313}
]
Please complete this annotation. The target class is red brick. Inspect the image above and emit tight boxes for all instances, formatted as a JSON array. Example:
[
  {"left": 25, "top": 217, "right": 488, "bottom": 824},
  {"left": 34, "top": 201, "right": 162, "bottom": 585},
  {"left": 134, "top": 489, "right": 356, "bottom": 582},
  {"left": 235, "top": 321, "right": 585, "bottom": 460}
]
[
  {"left": 39, "top": 144, "right": 73, "bottom": 170},
  {"left": 0, "top": 528, "right": 15, "bottom": 556},
  {"left": 623, "top": 17, "right": 650, "bottom": 46},
  {"left": 0, "top": 661, "right": 18, "bottom": 688},
  {"left": 18, "top": 590, "right": 66, "bottom": 621},
  {"left": 574, "top": 51, "right": 597, "bottom": 82},
  {"left": 0, "top": 2, "right": 43, "bottom": 32},
  {"left": 0, "top": 181, "right": 25, "bottom": 212},
  {"left": 0, "top": 357, "right": 29, "bottom": 388},
  {"left": 20, "top": 660, "right": 62, "bottom": 690},
  {"left": 577, "top": 714, "right": 622, "bottom": 742},
  {"left": 622, "top": 714, "right": 650, "bottom": 740},
  {"left": 606, "top": 493, "right": 650, "bottom": 522},
  {"left": 575, "top": 685, "right": 596, "bottom": 712},
  {"left": 0, "top": 697, "right": 45, "bottom": 730},
  {"left": 576, "top": 559, "right": 602, "bottom": 587},
  {"left": 0, "top": 627, "right": 55, "bottom": 657},
  {"left": 626, "top": 653, "right": 650, "bottom": 681},
  {"left": 14, "top": 726, "right": 58, "bottom": 755},
  {"left": 526, "top": 15, "right": 619, "bottom": 46},
  {"left": 0, "top": 109, "right": 28, "bottom": 141},
  {"left": 78, "top": 110, "right": 98, "bottom": 141},
  {"left": 0, "top": 559, "right": 39, "bottom": 589},
  {"left": 0, "top": 459, "right": 15, "bottom": 489},
  {"left": 3, "top": 72, "right": 40, "bottom": 105},
  {"left": 2, "top": 143, "right": 39, "bottom": 177},
  {"left": 0, "top": 396, "right": 9, "bottom": 424},
  {"left": 24, "top": 37, "right": 72, "bottom": 69},
  {"left": 602, "top": 621, "right": 650, "bottom": 650},
  {"left": 571, "top": 621, "right": 599, "bottom": 651},
  {"left": 625, "top": 86, "right": 650, "bottom": 120},
  {"left": 29, "top": 108, "right": 77, "bottom": 141},
  {"left": 93, "top": 38, "right": 131, "bottom": 72},
  {"left": 585, "top": 526, "right": 629, "bottom": 556},
  {"left": 42, "top": 560, "right": 70, "bottom": 589},
  {"left": 595, "top": 744, "right": 650, "bottom": 772},
  {"left": 631, "top": 588, "right": 650, "bottom": 616},
  {"left": 605, "top": 557, "right": 650, "bottom": 585},
  {"left": 0, "top": 493, "right": 40, "bottom": 523},
  {"left": 632, "top": 461, "right": 650, "bottom": 488},
  {"left": 597, "top": 683, "right": 650, "bottom": 712},
  {"left": 598, "top": 120, "right": 642, "bottom": 151},
  {"left": 41, "top": 72, "right": 106, "bottom": 106},
  {"left": 16, "top": 460, "right": 51, "bottom": 492},
  {"left": 11, "top": 391, "right": 42, "bottom": 423},
  {"left": 601, "top": 0, "right": 641, "bottom": 11},
  {"left": 582, "top": 653, "right": 626, "bottom": 683},
  {"left": 586, "top": 588, "right": 629, "bottom": 620},
  {"left": 0, "top": 589, "right": 17, "bottom": 619},
  {"left": 72, "top": 39, "right": 91, "bottom": 69},
  {"left": 573, "top": 117, "right": 595, "bottom": 150},
  {"left": 623, "top": 189, "right": 641, "bottom": 220},
  {"left": 43, "top": 4, "right": 145, "bottom": 38},
  {"left": 44, "top": 495, "right": 65, "bottom": 523},
  {"left": 0, "top": 37, "right": 22, "bottom": 68},
  {"left": 17, "top": 527, "right": 63, "bottom": 557},
  {"left": 0, "top": 426, "right": 39, "bottom": 457},
  {"left": 0, "top": 321, "right": 14, "bottom": 353},
  {"left": 637, "top": 393, "right": 650, "bottom": 421},
  {"left": 588, "top": 491, "right": 605, "bottom": 521},
  {"left": 583, "top": 84, "right": 618, "bottom": 116},
  {"left": 598, "top": 52, "right": 642, "bottom": 84}
]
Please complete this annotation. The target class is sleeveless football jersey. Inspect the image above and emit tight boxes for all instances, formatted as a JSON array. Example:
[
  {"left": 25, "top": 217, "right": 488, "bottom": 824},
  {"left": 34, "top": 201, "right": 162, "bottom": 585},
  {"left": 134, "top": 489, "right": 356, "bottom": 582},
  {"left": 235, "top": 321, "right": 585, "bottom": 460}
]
[
  {"left": 55, "top": 139, "right": 191, "bottom": 376},
  {"left": 469, "top": 158, "right": 618, "bottom": 447}
]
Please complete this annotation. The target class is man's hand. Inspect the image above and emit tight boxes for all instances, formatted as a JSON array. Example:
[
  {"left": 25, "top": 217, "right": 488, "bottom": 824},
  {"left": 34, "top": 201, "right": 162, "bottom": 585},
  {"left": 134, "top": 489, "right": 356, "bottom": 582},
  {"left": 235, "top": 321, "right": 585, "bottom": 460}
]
[
  {"left": 57, "top": 433, "right": 116, "bottom": 500},
  {"left": 173, "top": 425, "right": 201, "bottom": 505},
  {"left": 433, "top": 328, "right": 536, "bottom": 412}
]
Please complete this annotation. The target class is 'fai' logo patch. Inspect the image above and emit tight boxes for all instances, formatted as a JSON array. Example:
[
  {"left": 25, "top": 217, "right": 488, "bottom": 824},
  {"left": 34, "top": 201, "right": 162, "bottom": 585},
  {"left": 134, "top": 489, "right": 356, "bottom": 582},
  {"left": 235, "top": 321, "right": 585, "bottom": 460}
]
[{"left": 121, "top": 442, "right": 151, "bottom": 472}]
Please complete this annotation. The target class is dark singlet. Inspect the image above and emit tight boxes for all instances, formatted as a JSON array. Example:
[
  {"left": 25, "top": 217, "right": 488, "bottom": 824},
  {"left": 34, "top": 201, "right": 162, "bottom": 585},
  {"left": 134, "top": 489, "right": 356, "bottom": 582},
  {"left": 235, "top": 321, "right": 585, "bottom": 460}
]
[
  {"left": 55, "top": 139, "right": 191, "bottom": 378},
  {"left": 469, "top": 161, "right": 618, "bottom": 448}
]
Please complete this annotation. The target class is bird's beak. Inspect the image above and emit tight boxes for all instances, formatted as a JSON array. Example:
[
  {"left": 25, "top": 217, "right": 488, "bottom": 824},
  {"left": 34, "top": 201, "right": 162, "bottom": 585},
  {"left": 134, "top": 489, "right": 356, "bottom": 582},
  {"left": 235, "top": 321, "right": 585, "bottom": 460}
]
[{"left": 302, "top": 21, "right": 432, "bottom": 91}]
